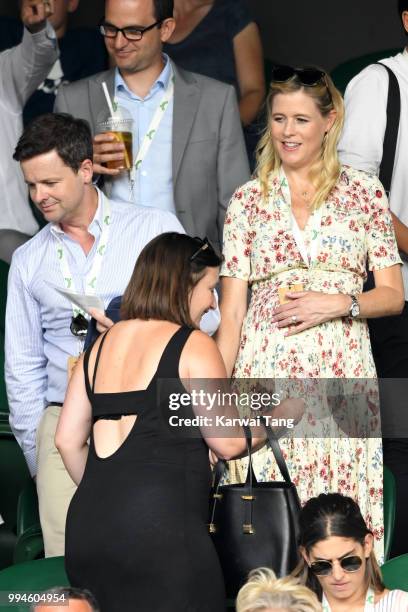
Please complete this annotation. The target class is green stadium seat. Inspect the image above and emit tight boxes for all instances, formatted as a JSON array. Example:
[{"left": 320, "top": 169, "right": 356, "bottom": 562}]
[
  {"left": 381, "top": 553, "right": 408, "bottom": 590},
  {"left": 0, "top": 423, "right": 30, "bottom": 570},
  {"left": 13, "top": 480, "right": 44, "bottom": 564},
  {"left": 0, "top": 557, "right": 68, "bottom": 611},
  {"left": 331, "top": 48, "right": 401, "bottom": 94}
]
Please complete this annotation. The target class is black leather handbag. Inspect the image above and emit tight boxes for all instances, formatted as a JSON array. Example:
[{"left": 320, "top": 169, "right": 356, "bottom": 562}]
[{"left": 209, "top": 421, "right": 301, "bottom": 599}]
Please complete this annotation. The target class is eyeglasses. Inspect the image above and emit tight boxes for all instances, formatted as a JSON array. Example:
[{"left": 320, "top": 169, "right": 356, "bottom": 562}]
[
  {"left": 100, "top": 20, "right": 162, "bottom": 41},
  {"left": 70, "top": 314, "right": 89, "bottom": 338},
  {"left": 271, "top": 65, "right": 326, "bottom": 87},
  {"left": 310, "top": 555, "right": 363, "bottom": 576}
]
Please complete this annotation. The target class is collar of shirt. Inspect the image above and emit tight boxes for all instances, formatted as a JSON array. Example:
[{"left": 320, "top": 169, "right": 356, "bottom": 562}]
[
  {"left": 49, "top": 186, "right": 104, "bottom": 240},
  {"left": 403, "top": 47, "right": 408, "bottom": 63},
  {"left": 114, "top": 53, "right": 171, "bottom": 101}
]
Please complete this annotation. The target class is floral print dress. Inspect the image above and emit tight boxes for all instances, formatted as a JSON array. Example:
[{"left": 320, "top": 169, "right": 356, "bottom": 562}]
[{"left": 220, "top": 166, "right": 402, "bottom": 562}]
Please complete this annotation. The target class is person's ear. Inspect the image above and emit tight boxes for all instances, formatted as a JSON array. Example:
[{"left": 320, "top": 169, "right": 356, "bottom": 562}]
[
  {"left": 79, "top": 159, "right": 94, "bottom": 185},
  {"left": 325, "top": 109, "right": 337, "bottom": 134},
  {"left": 402, "top": 11, "right": 408, "bottom": 35},
  {"left": 300, "top": 546, "right": 310, "bottom": 565},
  {"left": 67, "top": 0, "right": 80, "bottom": 14},
  {"left": 363, "top": 534, "right": 374, "bottom": 558},
  {"left": 159, "top": 17, "right": 176, "bottom": 42}
]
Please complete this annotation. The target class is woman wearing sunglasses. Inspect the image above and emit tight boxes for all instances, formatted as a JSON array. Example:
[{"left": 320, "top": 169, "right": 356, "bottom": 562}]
[
  {"left": 217, "top": 66, "right": 404, "bottom": 561},
  {"left": 294, "top": 493, "right": 408, "bottom": 611},
  {"left": 57, "top": 233, "right": 273, "bottom": 611}
]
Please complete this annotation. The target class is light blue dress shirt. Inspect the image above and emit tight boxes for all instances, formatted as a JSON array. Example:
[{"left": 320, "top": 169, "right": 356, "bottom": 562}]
[
  {"left": 5, "top": 188, "right": 183, "bottom": 476},
  {"left": 110, "top": 55, "right": 175, "bottom": 212}
]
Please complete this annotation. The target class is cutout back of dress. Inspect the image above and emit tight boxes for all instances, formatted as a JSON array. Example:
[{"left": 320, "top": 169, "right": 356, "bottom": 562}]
[{"left": 82, "top": 325, "right": 194, "bottom": 459}]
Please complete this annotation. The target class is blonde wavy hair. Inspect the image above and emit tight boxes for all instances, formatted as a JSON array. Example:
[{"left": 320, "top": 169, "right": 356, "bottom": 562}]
[
  {"left": 236, "top": 567, "right": 322, "bottom": 612},
  {"left": 256, "top": 69, "right": 344, "bottom": 209}
]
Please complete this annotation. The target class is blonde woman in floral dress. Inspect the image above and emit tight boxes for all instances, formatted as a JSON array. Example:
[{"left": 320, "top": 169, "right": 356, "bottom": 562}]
[{"left": 216, "top": 66, "right": 404, "bottom": 562}]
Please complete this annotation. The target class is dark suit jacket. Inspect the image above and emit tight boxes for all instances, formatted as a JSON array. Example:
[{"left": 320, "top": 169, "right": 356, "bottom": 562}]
[{"left": 54, "top": 61, "right": 250, "bottom": 251}]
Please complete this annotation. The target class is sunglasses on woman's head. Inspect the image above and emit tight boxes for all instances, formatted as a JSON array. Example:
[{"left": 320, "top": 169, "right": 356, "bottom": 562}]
[
  {"left": 189, "top": 237, "right": 216, "bottom": 262},
  {"left": 271, "top": 65, "right": 326, "bottom": 87},
  {"left": 310, "top": 554, "right": 363, "bottom": 576}
]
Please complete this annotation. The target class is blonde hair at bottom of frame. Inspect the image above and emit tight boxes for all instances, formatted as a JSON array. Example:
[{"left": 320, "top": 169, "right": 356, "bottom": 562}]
[{"left": 236, "top": 567, "right": 322, "bottom": 612}]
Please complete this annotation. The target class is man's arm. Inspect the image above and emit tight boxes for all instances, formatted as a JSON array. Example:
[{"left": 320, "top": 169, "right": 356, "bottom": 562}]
[
  {"left": 0, "top": 0, "right": 58, "bottom": 110},
  {"left": 391, "top": 211, "right": 408, "bottom": 256},
  {"left": 217, "top": 85, "right": 250, "bottom": 247},
  {"left": 5, "top": 255, "right": 48, "bottom": 477},
  {"left": 338, "top": 65, "right": 389, "bottom": 174},
  {"left": 339, "top": 64, "right": 408, "bottom": 256}
]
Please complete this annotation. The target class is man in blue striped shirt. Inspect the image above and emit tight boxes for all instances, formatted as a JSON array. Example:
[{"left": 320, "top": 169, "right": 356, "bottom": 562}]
[{"left": 6, "top": 113, "right": 185, "bottom": 557}]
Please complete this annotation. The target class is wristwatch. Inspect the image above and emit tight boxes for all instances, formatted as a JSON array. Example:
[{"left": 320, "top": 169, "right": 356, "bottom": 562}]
[{"left": 348, "top": 294, "right": 360, "bottom": 318}]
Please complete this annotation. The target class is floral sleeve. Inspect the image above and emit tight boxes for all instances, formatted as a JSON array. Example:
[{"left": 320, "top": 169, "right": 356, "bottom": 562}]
[
  {"left": 365, "top": 176, "right": 402, "bottom": 271},
  {"left": 220, "top": 181, "right": 257, "bottom": 281}
]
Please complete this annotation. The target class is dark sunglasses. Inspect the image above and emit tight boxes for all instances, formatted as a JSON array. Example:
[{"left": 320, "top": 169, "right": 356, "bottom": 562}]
[
  {"left": 70, "top": 314, "right": 89, "bottom": 338},
  {"left": 310, "top": 555, "right": 363, "bottom": 576},
  {"left": 271, "top": 65, "right": 326, "bottom": 87}
]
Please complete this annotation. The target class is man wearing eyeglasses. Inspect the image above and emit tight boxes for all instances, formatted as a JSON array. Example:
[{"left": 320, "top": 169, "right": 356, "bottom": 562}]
[{"left": 54, "top": 0, "right": 250, "bottom": 253}]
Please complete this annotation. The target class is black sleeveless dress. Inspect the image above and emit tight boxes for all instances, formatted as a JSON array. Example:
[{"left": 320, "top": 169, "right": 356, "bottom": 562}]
[{"left": 65, "top": 326, "right": 226, "bottom": 612}]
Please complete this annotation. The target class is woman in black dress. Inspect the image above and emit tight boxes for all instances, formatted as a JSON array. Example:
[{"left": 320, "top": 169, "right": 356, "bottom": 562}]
[{"left": 55, "top": 233, "right": 262, "bottom": 612}]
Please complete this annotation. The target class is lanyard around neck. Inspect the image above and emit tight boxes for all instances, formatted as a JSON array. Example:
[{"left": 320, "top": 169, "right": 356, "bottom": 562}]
[
  {"left": 54, "top": 192, "right": 111, "bottom": 318},
  {"left": 127, "top": 68, "right": 175, "bottom": 189},
  {"left": 322, "top": 587, "right": 375, "bottom": 611}
]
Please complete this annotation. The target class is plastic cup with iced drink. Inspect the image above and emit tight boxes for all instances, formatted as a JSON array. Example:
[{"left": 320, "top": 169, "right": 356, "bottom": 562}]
[{"left": 97, "top": 110, "right": 134, "bottom": 172}]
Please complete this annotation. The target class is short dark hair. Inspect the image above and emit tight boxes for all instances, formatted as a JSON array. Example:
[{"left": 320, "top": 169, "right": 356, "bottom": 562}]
[
  {"left": 13, "top": 113, "right": 93, "bottom": 171},
  {"left": 31, "top": 586, "right": 100, "bottom": 611},
  {"left": 121, "top": 233, "right": 222, "bottom": 327},
  {"left": 153, "top": 0, "right": 173, "bottom": 21},
  {"left": 398, "top": 0, "right": 408, "bottom": 34},
  {"left": 399, "top": 0, "right": 408, "bottom": 16}
]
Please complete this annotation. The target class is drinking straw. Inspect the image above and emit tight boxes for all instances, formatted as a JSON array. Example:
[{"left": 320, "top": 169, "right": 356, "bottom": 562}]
[
  {"left": 102, "top": 81, "right": 115, "bottom": 118},
  {"left": 101, "top": 81, "right": 132, "bottom": 170}
]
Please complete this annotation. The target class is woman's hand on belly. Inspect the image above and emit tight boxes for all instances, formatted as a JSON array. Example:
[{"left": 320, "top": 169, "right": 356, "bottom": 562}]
[{"left": 272, "top": 290, "right": 350, "bottom": 336}]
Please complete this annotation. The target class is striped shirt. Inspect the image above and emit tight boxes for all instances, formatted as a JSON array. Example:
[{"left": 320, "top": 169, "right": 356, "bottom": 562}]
[
  {"left": 5, "top": 188, "right": 183, "bottom": 476},
  {"left": 374, "top": 590, "right": 408, "bottom": 610},
  {"left": 323, "top": 589, "right": 408, "bottom": 611}
]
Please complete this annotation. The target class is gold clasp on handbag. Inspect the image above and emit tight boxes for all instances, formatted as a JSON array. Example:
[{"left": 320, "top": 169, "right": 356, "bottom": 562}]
[
  {"left": 208, "top": 523, "right": 217, "bottom": 534},
  {"left": 243, "top": 523, "right": 255, "bottom": 534},
  {"left": 241, "top": 495, "right": 255, "bottom": 501},
  {"left": 213, "top": 493, "right": 223, "bottom": 500}
]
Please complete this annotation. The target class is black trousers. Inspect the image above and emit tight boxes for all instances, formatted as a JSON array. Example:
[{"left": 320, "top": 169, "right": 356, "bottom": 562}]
[{"left": 368, "top": 302, "right": 408, "bottom": 558}]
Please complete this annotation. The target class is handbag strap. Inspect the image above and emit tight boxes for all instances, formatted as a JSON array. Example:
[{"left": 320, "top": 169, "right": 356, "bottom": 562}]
[
  {"left": 212, "top": 421, "right": 292, "bottom": 485},
  {"left": 260, "top": 416, "right": 293, "bottom": 484},
  {"left": 375, "top": 63, "right": 401, "bottom": 194},
  {"left": 212, "top": 424, "right": 252, "bottom": 489}
]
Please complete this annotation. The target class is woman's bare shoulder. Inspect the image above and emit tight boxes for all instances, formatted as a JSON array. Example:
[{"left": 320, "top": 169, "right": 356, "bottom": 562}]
[{"left": 181, "top": 330, "right": 227, "bottom": 376}]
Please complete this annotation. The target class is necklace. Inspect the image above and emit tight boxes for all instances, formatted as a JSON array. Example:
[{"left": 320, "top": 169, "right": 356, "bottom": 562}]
[{"left": 300, "top": 189, "right": 315, "bottom": 209}]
